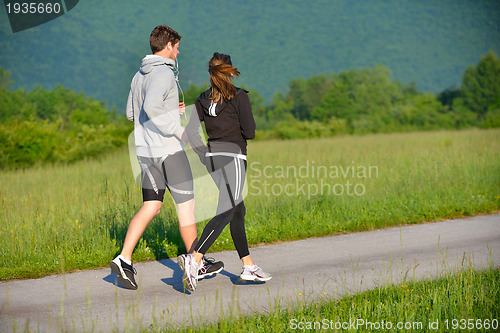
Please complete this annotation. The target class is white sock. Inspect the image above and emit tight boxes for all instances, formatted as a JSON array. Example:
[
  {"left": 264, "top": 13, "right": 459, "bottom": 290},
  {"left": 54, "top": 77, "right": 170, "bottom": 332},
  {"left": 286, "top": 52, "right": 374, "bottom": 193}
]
[
  {"left": 118, "top": 255, "right": 132, "bottom": 265},
  {"left": 244, "top": 264, "right": 257, "bottom": 270}
]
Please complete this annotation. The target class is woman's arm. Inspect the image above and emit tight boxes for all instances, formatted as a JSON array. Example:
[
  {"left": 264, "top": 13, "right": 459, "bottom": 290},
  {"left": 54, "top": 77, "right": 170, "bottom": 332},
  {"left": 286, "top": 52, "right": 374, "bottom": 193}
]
[
  {"left": 238, "top": 92, "right": 256, "bottom": 140},
  {"left": 186, "top": 98, "right": 207, "bottom": 162}
]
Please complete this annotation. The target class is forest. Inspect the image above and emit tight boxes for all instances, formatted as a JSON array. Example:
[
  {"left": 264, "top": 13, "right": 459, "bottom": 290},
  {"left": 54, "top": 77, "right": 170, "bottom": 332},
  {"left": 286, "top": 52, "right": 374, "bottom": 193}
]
[{"left": 1, "top": 0, "right": 499, "bottom": 109}]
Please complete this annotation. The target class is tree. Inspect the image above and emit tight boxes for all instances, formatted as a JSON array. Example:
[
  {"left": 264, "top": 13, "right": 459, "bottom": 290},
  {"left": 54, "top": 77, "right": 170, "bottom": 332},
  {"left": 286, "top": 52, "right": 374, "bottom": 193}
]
[
  {"left": 311, "top": 76, "right": 353, "bottom": 121},
  {"left": 0, "top": 68, "right": 13, "bottom": 90},
  {"left": 287, "top": 74, "right": 334, "bottom": 120},
  {"left": 183, "top": 83, "right": 209, "bottom": 106},
  {"left": 437, "top": 84, "right": 461, "bottom": 108},
  {"left": 311, "top": 65, "right": 404, "bottom": 128},
  {"left": 460, "top": 51, "right": 500, "bottom": 117}
]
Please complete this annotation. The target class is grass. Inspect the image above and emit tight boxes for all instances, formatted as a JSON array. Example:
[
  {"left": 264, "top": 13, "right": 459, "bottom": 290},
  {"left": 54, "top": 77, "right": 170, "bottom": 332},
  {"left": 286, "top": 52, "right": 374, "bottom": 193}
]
[
  {"left": 1, "top": 129, "right": 499, "bottom": 280},
  {"left": 152, "top": 264, "right": 499, "bottom": 332}
]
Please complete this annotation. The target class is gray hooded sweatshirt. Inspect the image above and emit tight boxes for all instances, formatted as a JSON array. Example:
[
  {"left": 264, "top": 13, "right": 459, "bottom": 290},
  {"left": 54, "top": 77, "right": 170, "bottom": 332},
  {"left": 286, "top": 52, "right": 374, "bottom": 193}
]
[{"left": 126, "top": 55, "right": 184, "bottom": 157}]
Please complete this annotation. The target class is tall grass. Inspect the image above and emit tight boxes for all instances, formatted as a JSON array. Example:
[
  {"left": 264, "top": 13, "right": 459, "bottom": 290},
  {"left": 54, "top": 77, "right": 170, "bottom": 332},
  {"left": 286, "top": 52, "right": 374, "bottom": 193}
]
[
  {"left": 156, "top": 264, "right": 499, "bottom": 332},
  {"left": 1, "top": 129, "right": 499, "bottom": 280}
]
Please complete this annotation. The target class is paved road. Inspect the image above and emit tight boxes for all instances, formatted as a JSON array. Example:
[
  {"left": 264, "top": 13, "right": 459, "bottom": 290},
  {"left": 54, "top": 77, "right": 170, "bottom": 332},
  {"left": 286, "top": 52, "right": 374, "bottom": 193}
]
[{"left": 1, "top": 214, "right": 499, "bottom": 332}]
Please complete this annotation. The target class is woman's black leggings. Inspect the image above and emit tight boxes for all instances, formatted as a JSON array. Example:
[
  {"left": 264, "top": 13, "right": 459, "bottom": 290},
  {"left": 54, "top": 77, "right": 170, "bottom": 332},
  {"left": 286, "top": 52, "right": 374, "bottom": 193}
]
[{"left": 194, "top": 154, "right": 250, "bottom": 259}]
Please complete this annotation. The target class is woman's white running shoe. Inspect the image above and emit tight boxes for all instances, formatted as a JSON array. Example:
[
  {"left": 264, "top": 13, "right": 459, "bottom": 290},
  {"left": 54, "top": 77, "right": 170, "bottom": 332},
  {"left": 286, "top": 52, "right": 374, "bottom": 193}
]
[
  {"left": 178, "top": 254, "right": 199, "bottom": 291},
  {"left": 240, "top": 264, "right": 272, "bottom": 281}
]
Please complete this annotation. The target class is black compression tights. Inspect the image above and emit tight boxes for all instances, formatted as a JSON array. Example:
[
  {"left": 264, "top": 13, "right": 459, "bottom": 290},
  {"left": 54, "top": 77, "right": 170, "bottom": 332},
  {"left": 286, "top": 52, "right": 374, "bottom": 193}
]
[{"left": 194, "top": 155, "right": 250, "bottom": 258}]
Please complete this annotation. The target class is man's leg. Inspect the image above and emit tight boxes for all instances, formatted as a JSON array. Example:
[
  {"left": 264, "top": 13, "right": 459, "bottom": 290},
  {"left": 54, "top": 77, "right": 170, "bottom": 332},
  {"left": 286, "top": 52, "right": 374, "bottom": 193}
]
[
  {"left": 177, "top": 198, "right": 197, "bottom": 253},
  {"left": 120, "top": 200, "right": 162, "bottom": 261},
  {"left": 161, "top": 151, "right": 198, "bottom": 253},
  {"left": 111, "top": 199, "right": 162, "bottom": 289}
]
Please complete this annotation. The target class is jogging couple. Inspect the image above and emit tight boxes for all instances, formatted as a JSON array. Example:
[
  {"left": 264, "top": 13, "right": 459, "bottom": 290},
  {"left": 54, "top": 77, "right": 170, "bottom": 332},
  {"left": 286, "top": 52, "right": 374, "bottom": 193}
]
[{"left": 110, "top": 25, "right": 271, "bottom": 292}]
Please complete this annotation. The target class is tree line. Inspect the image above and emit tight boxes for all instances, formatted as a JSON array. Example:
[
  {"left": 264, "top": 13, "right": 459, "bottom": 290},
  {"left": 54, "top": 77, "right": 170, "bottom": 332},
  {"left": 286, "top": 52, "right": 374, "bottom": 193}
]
[
  {"left": 247, "top": 50, "right": 499, "bottom": 139},
  {"left": 0, "top": 51, "right": 498, "bottom": 169}
]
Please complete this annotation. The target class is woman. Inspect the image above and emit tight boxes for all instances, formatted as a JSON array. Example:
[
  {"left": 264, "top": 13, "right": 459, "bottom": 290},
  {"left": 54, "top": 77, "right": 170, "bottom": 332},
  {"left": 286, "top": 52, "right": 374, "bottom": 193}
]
[{"left": 179, "top": 52, "right": 271, "bottom": 291}]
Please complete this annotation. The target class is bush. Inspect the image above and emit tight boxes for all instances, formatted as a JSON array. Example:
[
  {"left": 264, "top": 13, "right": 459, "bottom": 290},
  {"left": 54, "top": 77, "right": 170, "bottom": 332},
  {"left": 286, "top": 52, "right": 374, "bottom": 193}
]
[
  {"left": 0, "top": 119, "right": 60, "bottom": 168},
  {"left": 267, "top": 118, "right": 346, "bottom": 140},
  {"left": 0, "top": 70, "right": 132, "bottom": 169},
  {"left": 482, "top": 109, "right": 500, "bottom": 128}
]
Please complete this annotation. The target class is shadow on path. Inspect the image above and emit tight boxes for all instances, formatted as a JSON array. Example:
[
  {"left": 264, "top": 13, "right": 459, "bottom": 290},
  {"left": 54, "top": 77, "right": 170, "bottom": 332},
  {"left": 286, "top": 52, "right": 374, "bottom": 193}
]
[
  {"left": 159, "top": 258, "right": 191, "bottom": 294},
  {"left": 218, "top": 269, "right": 266, "bottom": 286},
  {"left": 102, "top": 272, "right": 131, "bottom": 290},
  {"left": 157, "top": 258, "right": 266, "bottom": 294}
]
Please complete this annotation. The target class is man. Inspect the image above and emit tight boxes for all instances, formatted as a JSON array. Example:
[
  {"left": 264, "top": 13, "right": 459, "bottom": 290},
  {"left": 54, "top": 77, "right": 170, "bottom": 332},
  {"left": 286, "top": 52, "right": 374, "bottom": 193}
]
[{"left": 110, "top": 25, "right": 223, "bottom": 290}]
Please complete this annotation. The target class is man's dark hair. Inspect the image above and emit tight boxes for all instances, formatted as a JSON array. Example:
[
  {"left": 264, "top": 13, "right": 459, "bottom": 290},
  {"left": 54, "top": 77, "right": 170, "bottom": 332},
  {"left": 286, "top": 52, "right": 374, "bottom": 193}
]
[{"left": 150, "top": 25, "right": 181, "bottom": 53}]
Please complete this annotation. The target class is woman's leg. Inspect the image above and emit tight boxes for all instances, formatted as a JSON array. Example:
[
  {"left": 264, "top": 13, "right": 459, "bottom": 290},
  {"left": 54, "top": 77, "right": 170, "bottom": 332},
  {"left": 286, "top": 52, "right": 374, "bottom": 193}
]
[
  {"left": 229, "top": 201, "right": 250, "bottom": 256},
  {"left": 231, "top": 201, "right": 254, "bottom": 266},
  {"left": 192, "top": 156, "right": 243, "bottom": 264},
  {"left": 192, "top": 194, "right": 237, "bottom": 264}
]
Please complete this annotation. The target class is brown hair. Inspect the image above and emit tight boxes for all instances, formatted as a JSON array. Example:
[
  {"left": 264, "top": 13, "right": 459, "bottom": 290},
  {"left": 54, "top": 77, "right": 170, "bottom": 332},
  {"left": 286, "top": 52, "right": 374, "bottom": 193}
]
[
  {"left": 208, "top": 53, "right": 240, "bottom": 103},
  {"left": 149, "top": 25, "right": 181, "bottom": 54}
]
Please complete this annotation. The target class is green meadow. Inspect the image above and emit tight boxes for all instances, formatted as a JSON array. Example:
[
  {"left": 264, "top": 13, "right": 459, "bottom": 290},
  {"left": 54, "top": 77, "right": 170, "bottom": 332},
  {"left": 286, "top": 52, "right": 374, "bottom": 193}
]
[
  {"left": 1, "top": 129, "right": 499, "bottom": 280},
  {"left": 159, "top": 263, "right": 499, "bottom": 333}
]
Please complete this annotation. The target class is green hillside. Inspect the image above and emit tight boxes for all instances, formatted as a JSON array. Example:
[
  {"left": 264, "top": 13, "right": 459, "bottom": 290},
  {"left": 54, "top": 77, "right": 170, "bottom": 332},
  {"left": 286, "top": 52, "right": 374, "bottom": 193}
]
[{"left": 1, "top": 0, "right": 499, "bottom": 110}]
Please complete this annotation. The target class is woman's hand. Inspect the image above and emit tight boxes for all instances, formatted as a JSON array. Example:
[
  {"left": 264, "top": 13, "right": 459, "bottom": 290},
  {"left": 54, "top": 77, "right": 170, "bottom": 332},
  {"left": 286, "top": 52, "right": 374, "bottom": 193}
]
[{"left": 179, "top": 102, "right": 186, "bottom": 115}]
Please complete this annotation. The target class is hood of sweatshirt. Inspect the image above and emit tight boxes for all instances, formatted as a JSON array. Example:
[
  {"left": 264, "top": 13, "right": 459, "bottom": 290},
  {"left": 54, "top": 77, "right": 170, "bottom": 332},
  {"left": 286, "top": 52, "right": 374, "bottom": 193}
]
[
  {"left": 140, "top": 55, "right": 175, "bottom": 74},
  {"left": 197, "top": 88, "right": 248, "bottom": 117}
]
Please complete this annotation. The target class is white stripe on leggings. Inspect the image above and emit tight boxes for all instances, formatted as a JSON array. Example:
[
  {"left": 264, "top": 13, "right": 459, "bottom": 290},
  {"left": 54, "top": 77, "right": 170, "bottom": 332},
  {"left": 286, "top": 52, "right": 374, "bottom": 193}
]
[
  {"left": 197, "top": 229, "right": 215, "bottom": 251},
  {"left": 238, "top": 157, "right": 242, "bottom": 200},
  {"left": 205, "top": 152, "right": 247, "bottom": 160},
  {"left": 234, "top": 157, "right": 239, "bottom": 201},
  {"left": 237, "top": 157, "right": 242, "bottom": 201}
]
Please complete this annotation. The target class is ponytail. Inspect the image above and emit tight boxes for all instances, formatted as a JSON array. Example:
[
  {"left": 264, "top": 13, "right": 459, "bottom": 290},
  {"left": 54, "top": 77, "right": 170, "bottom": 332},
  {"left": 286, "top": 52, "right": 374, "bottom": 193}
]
[{"left": 208, "top": 53, "right": 240, "bottom": 103}]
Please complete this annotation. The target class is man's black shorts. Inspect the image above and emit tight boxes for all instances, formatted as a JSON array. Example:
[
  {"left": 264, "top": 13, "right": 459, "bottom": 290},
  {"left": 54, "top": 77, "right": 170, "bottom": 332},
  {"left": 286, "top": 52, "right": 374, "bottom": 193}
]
[{"left": 138, "top": 151, "right": 194, "bottom": 204}]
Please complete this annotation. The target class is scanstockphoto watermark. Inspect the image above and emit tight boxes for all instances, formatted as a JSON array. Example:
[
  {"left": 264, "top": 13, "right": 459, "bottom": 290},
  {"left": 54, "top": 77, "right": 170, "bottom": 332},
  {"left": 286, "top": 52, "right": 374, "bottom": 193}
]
[
  {"left": 248, "top": 161, "right": 378, "bottom": 199},
  {"left": 289, "top": 318, "right": 425, "bottom": 330},
  {"left": 289, "top": 318, "right": 499, "bottom": 331}
]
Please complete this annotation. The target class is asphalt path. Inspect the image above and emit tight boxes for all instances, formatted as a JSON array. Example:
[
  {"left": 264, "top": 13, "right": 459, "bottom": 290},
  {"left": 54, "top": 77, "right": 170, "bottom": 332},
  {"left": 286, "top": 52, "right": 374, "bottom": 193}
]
[{"left": 1, "top": 214, "right": 499, "bottom": 332}]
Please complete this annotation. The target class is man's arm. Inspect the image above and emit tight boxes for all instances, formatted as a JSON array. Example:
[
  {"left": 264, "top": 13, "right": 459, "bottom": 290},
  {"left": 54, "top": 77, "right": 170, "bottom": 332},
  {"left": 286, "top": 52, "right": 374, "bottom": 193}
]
[
  {"left": 142, "top": 71, "right": 184, "bottom": 139},
  {"left": 126, "top": 89, "right": 134, "bottom": 121}
]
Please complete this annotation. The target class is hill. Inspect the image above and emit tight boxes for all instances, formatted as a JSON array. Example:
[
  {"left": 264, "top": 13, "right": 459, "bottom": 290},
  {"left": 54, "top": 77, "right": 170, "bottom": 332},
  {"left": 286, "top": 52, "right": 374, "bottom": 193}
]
[{"left": 0, "top": 0, "right": 499, "bottom": 109}]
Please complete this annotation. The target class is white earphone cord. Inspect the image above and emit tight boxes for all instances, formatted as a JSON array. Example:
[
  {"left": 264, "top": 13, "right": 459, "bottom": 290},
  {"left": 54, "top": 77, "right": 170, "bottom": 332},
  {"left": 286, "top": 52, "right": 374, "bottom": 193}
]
[{"left": 170, "top": 48, "right": 187, "bottom": 122}]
